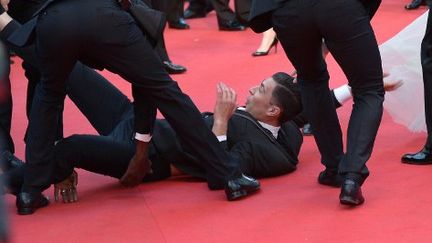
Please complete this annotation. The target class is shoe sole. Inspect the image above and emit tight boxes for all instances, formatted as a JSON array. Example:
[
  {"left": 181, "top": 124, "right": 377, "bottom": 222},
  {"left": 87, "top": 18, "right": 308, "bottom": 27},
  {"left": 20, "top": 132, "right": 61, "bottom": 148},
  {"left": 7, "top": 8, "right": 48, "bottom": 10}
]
[
  {"left": 167, "top": 70, "right": 187, "bottom": 75},
  {"left": 218, "top": 27, "right": 246, "bottom": 31},
  {"left": 226, "top": 186, "right": 260, "bottom": 201},
  {"left": 17, "top": 198, "right": 50, "bottom": 215},
  {"left": 401, "top": 159, "right": 432, "bottom": 165},
  {"left": 339, "top": 196, "right": 364, "bottom": 206}
]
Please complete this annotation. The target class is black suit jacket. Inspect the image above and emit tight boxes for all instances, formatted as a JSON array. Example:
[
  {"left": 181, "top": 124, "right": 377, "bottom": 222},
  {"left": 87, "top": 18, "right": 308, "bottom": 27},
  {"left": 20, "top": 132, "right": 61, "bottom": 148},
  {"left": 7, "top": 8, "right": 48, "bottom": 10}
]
[
  {"left": 248, "top": 0, "right": 382, "bottom": 33},
  {"left": 7, "top": 0, "right": 166, "bottom": 47},
  {"left": 152, "top": 110, "right": 302, "bottom": 179}
]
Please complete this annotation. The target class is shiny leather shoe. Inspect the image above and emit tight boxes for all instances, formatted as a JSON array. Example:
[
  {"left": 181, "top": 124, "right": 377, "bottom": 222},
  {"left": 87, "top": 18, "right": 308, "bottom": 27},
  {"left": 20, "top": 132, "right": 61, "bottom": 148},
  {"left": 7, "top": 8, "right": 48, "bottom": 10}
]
[
  {"left": 163, "top": 61, "right": 187, "bottom": 74},
  {"left": 318, "top": 169, "right": 342, "bottom": 187},
  {"left": 0, "top": 151, "right": 25, "bottom": 172},
  {"left": 302, "top": 123, "right": 313, "bottom": 136},
  {"left": 405, "top": 0, "right": 425, "bottom": 9},
  {"left": 184, "top": 9, "right": 207, "bottom": 19},
  {"left": 339, "top": 179, "right": 364, "bottom": 206},
  {"left": 218, "top": 20, "right": 246, "bottom": 31},
  {"left": 16, "top": 192, "right": 50, "bottom": 215},
  {"left": 252, "top": 38, "right": 278, "bottom": 57},
  {"left": 225, "top": 174, "right": 260, "bottom": 201},
  {"left": 168, "top": 18, "right": 190, "bottom": 30},
  {"left": 401, "top": 147, "right": 432, "bottom": 165}
]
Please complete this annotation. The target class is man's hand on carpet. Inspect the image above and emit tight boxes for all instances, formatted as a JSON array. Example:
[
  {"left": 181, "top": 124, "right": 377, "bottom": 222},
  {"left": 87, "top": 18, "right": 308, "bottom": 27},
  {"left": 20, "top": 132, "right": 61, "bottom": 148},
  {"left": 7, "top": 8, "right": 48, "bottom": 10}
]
[
  {"left": 54, "top": 170, "right": 78, "bottom": 203},
  {"left": 120, "top": 143, "right": 152, "bottom": 187}
]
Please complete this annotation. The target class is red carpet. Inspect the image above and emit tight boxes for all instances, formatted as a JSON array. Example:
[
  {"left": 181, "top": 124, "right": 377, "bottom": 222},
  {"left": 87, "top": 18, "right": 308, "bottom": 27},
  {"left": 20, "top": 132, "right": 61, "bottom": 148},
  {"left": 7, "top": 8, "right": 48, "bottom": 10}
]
[{"left": 6, "top": 1, "right": 431, "bottom": 242}]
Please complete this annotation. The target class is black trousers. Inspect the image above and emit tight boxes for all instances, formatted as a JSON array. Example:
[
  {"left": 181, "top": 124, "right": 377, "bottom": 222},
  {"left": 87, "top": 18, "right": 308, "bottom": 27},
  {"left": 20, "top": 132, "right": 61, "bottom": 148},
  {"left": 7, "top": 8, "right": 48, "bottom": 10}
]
[
  {"left": 24, "top": 0, "right": 237, "bottom": 193},
  {"left": 423, "top": 9, "right": 432, "bottom": 148},
  {"left": 0, "top": 53, "right": 12, "bottom": 154},
  {"left": 0, "top": 0, "right": 62, "bottom": 155},
  {"left": 273, "top": 0, "right": 384, "bottom": 183},
  {"left": 150, "top": 0, "right": 180, "bottom": 62},
  {"left": 211, "top": 0, "right": 251, "bottom": 24},
  {"left": 152, "top": 0, "right": 184, "bottom": 23},
  {"left": 186, "top": 0, "right": 213, "bottom": 13},
  {"left": 52, "top": 66, "right": 173, "bottom": 183}
]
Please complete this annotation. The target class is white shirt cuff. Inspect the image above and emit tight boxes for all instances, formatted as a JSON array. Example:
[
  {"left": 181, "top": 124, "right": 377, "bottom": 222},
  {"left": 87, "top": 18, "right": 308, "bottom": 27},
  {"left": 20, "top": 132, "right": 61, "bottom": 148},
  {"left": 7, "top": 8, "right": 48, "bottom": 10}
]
[
  {"left": 333, "top": 84, "right": 352, "bottom": 105},
  {"left": 135, "top": 133, "right": 152, "bottom": 142},
  {"left": 217, "top": 135, "right": 227, "bottom": 142}
]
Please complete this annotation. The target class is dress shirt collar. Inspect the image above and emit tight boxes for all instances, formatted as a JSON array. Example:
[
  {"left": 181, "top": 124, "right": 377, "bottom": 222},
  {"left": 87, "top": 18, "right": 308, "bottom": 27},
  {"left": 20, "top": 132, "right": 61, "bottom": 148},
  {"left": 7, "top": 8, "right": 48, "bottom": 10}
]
[{"left": 237, "top": 107, "right": 281, "bottom": 138}]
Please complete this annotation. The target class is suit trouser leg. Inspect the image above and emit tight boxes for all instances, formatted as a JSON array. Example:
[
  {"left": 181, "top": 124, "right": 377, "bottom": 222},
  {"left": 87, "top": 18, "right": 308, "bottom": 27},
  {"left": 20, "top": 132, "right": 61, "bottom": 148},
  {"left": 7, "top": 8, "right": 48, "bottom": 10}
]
[
  {"left": 274, "top": 0, "right": 384, "bottom": 181},
  {"left": 0, "top": 21, "right": 34, "bottom": 149},
  {"left": 1, "top": 21, "right": 65, "bottom": 148},
  {"left": 22, "top": 13, "right": 78, "bottom": 193},
  {"left": 187, "top": 0, "right": 212, "bottom": 12},
  {"left": 66, "top": 63, "right": 133, "bottom": 136},
  {"left": 273, "top": 2, "right": 344, "bottom": 171},
  {"left": 422, "top": 10, "right": 432, "bottom": 148},
  {"left": 169, "top": 0, "right": 184, "bottom": 22},
  {"left": 320, "top": 0, "right": 384, "bottom": 182},
  {"left": 0, "top": 55, "right": 13, "bottom": 154},
  {"left": 1, "top": 165, "right": 24, "bottom": 195},
  {"left": 154, "top": 37, "right": 171, "bottom": 63},
  {"left": 53, "top": 135, "right": 134, "bottom": 182},
  {"left": 234, "top": 0, "right": 251, "bottom": 24},
  {"left": 211, "top": 0, "right": 236, "bottom": 24},
  {"left": 53, "top": 133, "right": 170, "bottom": 183}
]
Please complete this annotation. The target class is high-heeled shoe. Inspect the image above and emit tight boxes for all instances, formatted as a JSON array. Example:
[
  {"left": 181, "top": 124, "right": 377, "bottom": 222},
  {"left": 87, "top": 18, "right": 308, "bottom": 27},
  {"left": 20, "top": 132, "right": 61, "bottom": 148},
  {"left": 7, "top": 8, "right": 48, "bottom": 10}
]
[
  {"left": 252, "top": 38, "right": 278, "bottom": 57},
  {"left": 405, "top": 0, "right": 426, "bottom": 10}
]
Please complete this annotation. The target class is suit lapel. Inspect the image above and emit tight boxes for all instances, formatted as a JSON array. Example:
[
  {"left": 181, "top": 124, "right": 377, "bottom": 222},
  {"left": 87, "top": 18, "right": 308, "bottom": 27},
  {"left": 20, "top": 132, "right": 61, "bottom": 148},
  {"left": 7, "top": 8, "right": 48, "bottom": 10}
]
[
  {"left": 233, "top": 110, "right": 278, "bottom": 144},
  {"left": 7, "top": 0, "right": 56, "bottom": 47},
  {"left": 32, "top": 0, "right": 56, "bottom": 17},
  {"left": 7, "top": 17, "right": 38, "bottom": 47},
  {"left": 234, "top": 110, "right": 294, "bottom": 160}
]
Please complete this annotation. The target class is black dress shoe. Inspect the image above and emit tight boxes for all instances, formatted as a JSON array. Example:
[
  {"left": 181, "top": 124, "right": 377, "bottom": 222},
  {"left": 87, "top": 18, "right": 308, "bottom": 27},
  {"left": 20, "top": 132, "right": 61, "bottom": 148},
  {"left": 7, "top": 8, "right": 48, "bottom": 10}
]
[
  {"left": 16, "top": 192, "right": 50, "bottom": 215},
  {"left": 225, "top": 174, "right": 260, "bottom": 201},
  {"left": 163, "top": 61, "right": 187, "bottom": 74},
  {"left": 0, "top": 151, "right": 25, "bottom": 172},
  {"left": 401, "top": 147, "right": 432, "bottom": 164},
  {"left": 168, "top": 18, "right": 190, "bottom": 30},
  {"left": 318, "top": 169, "right": 342, "bottom": 187},
  {"left": 405, "top": 0, "right": 426, "bottom": 9},
  {"left": 184, "top": 9, "right": 207, "bottom": 19},
  {"left": 218, "top": 20, "right": 246, "bottom": 31},
  {"left": 339, "top": 179, "right": 364, "bottom": 206},
  {"left": 302, "top": 123, "right": 313, "bottom": 136}
]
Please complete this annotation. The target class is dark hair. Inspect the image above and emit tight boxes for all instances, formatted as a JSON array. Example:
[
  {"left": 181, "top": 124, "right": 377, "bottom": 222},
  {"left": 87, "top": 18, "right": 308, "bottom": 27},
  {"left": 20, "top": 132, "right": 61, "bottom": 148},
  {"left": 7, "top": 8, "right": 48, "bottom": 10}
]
[{"left": 271, "top": 72, "right": 302, "bottom": 123}]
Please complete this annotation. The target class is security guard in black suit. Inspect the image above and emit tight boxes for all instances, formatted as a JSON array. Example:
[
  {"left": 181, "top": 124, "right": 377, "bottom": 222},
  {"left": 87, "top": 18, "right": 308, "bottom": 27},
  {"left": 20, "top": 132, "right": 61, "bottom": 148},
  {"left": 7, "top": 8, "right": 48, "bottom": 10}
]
[
  {"left": 1, "top": 0, "right": 259, "bottom": 215},
  {"left": 249, "top": 0, "right": 384, "bottom": 206}
]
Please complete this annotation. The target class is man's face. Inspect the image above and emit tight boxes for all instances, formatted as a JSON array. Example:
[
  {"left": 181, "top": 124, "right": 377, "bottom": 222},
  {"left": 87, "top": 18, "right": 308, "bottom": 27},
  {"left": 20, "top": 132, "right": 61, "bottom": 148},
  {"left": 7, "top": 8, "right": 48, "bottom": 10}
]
[{"left": 245, "top": 77, "right": 278, "bottom": 121}]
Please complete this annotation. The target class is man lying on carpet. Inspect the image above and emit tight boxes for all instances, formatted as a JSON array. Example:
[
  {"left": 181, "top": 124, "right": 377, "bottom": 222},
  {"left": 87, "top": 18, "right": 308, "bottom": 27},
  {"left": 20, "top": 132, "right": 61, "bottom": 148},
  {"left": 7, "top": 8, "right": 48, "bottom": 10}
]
[{"left": 0, "top": 71, "right": 401, "bottom": 203}]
